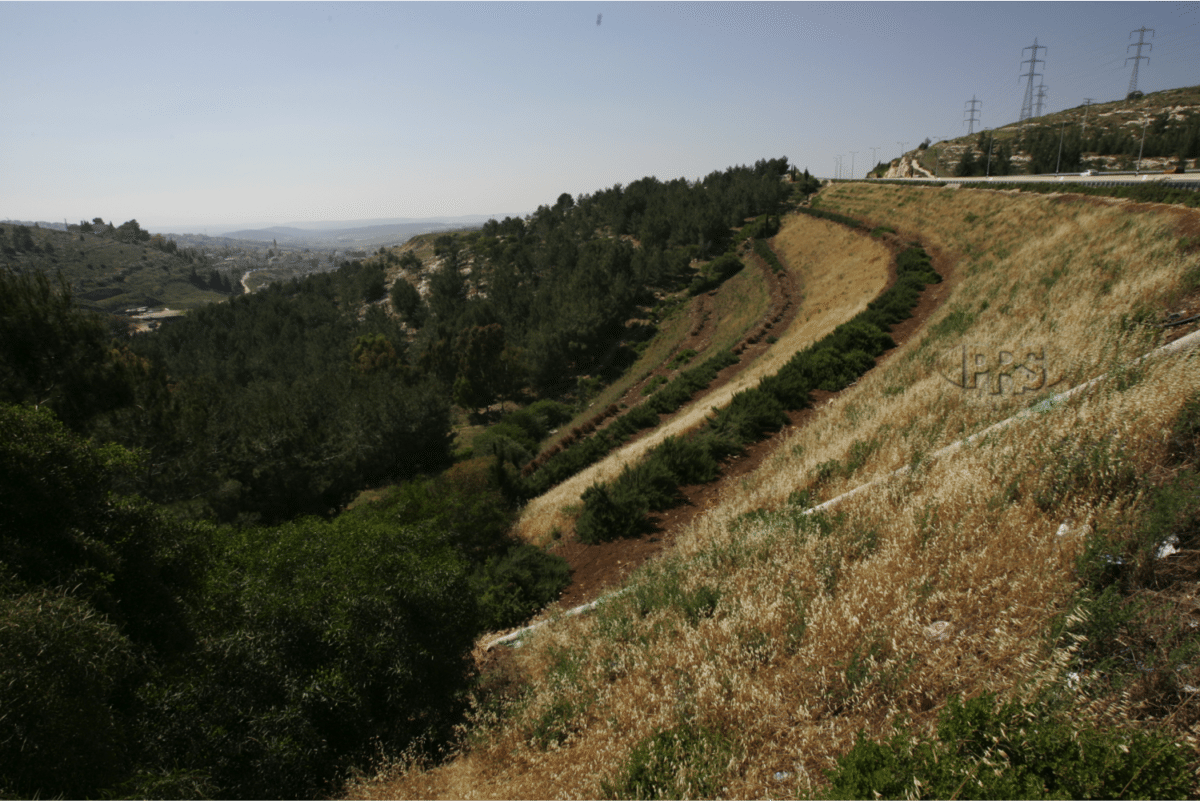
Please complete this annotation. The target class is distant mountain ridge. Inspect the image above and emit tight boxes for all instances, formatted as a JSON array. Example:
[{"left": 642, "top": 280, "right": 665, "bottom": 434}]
[{"left": 216, "top": 220, "right": 484, "bottom": 248}]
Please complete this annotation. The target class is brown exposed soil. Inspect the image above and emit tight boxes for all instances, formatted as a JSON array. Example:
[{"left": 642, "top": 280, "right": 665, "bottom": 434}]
[{"left": 536, "top": 226, "right": 958, "bottom": 614}]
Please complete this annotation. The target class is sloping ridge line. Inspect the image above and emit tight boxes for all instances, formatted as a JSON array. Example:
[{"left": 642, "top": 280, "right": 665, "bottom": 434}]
[{"left": 485, "top": 328, "right": 1200, "bottom": 651}]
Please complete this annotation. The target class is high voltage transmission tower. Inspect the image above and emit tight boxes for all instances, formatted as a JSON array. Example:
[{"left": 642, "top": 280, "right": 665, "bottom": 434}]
[
  {"left": 1126, "top": 27, "right": 1154, "bottom": 98},
  {"left": 1082, "top": 97, "right": 1095, "bottom": 136},
  {"left": 1035, "top": 83, "right": 1049, "bottom": 117},
  {"left": 963, "top": 95, "right": 982, "bottom": 134},
  {"left": 1019, "top": 38, "right": 1046, "bottom": 123}
]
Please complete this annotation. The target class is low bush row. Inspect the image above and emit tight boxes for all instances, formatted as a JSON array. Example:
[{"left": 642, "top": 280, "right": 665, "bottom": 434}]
[
  {"left": 519, "top": 350, "right": 738, "bottom": 498},
  {"left": 873, "top": 178, "right": 1200, "bottom": 210},
  {"left": 753, "top": 238, "right": 785, "bottom": 274},
  {"left": 688, "top": 253, "right": 745, "bottom": 296},
  {"left": 575, "top": 246, "right": 939, "bottom": 544},
  {"left": 795, "top": 205, "right": 864, "bottom": 229}
]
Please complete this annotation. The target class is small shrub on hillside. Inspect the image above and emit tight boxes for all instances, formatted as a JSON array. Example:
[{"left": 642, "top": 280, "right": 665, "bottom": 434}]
[
  {"left": 711, "top": 388, "right": 789, "bottom": 442},
  {"left": 576, "top": 480, "right": 652, "bottom": 544},
  {"left": 688, "top": 253, "right": 744, "bottom": 296},
  {"left": 470, "top": 544, "right": 571, "bottom": 631},
  {"left": 641, "top": 375, "right": 668, "bottom": 395},
  {"left": 753, "top": 238, "right": 785, "bottom": 273},
  {"left": 821, "top": 693, "right": 1193, "bottom": 800},
  {"left": 667, "top": 348, "right": 697, "bottom": 370},
  {"left": 650, "top": 435, "right": 722, "bottom": 485},
  {"left": 601, "top": 722, "right": 734, "bottom": 800}
]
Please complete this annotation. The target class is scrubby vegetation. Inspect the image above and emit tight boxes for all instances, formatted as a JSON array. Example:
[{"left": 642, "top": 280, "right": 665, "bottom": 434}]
[
  {"left": 0, "top": 158, "right": 823, "bottom": 798},
  {"left": 573, "top": 245, "right": 939, "bottom": 544},
  {"left": 357, "top": 180, "right": 1200, "bottom": 800}
]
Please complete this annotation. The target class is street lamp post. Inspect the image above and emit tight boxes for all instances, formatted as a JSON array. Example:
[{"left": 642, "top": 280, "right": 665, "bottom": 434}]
[
  {"left": 1136, "top": 117, "right": 1149, "bottom": 174},
  {"left": 1055, "top": 122, "right": 1065, "bottom": 174}
]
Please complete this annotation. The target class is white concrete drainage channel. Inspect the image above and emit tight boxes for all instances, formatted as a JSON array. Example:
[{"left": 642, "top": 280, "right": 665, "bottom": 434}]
[{"left": 485, "top": 328, "right": 1200, "bottom": 652}]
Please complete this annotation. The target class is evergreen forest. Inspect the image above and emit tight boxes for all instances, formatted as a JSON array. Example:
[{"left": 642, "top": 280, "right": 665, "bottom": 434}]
[{"left": 0, "top": 158, "right": 813, "bottom": 798}]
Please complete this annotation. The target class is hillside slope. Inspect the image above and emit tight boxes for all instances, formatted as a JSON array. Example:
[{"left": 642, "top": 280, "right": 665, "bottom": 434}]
[
  {"left": 882, "top": 83, "right": 1200, "bottom": 178},
  {"left": 349, "top": 183, "right": 1200, "bottom": 799},
  {"left": 515, "top": 212, "right": 892, "bottom": 550}
]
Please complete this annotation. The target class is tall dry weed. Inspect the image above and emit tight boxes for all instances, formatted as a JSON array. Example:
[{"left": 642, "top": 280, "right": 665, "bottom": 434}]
[{"left": 352, "top": 184, "right": 1200, "bottom": 799}]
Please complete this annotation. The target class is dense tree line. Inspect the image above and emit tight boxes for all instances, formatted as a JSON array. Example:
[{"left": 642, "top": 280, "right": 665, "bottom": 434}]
[
  {"left": 408, "top": 158, "right": 800, "bottom": 402},
  {"left": 0, "top": 157, "right": 812, "bottom": 797},
  {"left": 0, "top": 400, "right": 567, "bottom": 798}
]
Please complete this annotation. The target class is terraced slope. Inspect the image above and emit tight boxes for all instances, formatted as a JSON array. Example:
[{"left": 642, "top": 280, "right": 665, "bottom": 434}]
[
  {"left": 516, "top": 212, "right": 891, "bottom": 547},
  {"left": 349, "top": 182, "right": 1200, "bottom": 800}
]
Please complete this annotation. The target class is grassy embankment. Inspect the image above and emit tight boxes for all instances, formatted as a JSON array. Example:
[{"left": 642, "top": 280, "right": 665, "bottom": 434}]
[
  {"left": 348, "top": 181, "right": 1200, "bottom": 799},
  {"left": 515, "top": 211, "right": 891, "bottom": 547}
]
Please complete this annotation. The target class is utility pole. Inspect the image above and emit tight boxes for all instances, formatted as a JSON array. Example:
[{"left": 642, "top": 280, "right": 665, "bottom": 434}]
[
  {"left": 849, "top": 150, "right": 857, "bottom": 180},
  {"left": 1034, "top": 83, "right": 1049, "bottom": 118},
  {"left": 931, "top": 136, "right": 949, "bottom": 178},
  {"left": 1056, "top": 122, "right": 1066, "bottom": 174},
  {"left": 986, "top": 130, "right": 995, "bottom": 177},
  {"left": 1126, "top": 27, "right": 1154, "bottom": 98},
  {"left": 963, "top": 95, "right": 982, "bottom": 134},
  {"left": 1136, "top": 116, "right": 1149, "bottom": 174},
  {"left": 1019, "top": 38, "right": 1046, "bottom": 123}
]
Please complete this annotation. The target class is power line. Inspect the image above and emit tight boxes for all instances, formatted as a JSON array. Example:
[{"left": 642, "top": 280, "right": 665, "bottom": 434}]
[
  {"left": 1019, "top": 37, "right": 1046, "bottom": 123},
  {"left": 963, "top": 95, "right": 982, "bottom": 134},
  {"left": 1126, "top": 26, "right": 1154, "bottom": 96}
]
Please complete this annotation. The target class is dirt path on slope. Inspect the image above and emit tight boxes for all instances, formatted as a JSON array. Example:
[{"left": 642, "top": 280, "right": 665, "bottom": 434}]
[{"left": 515, "top": 212, "right": 900, "bottom": 607}]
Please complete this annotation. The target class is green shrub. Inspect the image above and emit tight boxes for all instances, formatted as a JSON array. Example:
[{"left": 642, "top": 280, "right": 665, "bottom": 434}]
[
  {"left": 0, "top": 589, "right": 138, "bottom": 799},
  {"left": 708, "top": 388, "right": 788, "bottom": 443},
  {"left": 822, "top": 693, "right": 1193, "bottom": 800},
  {"left": 602, "top": 722, "right": 734, "bottom": 800},
  {"left": 667, "top": 348, "right": 697, "bottom": 370},
  {"left": 689, "top": 253, "right": 744, "bottom": 295},
  {"left": 641, "top": 375, "right": 668, "bottom": 395},
  {"left": 576, "top": 480, "right": 652, "bottom": 544},
  {"left": 753, "top": 238, "right": 785, "bottom": 273},
  {"left": 651, "top": 435, "right": 722, "bottom": 485},
  {"left": 471, "top": 544, "right": 571, "bottom": 631}
]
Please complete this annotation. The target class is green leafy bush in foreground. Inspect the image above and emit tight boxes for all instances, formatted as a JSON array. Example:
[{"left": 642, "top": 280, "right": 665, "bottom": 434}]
[{"left": 822, "top": 693, "right": 1192, "bottom": 800}]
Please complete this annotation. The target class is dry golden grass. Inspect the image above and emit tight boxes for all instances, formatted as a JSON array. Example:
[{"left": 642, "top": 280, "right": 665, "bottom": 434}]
[
  {"left": 515, "top": 214, "right": 890, "bottom": 546},
  {"left": 348, "top": 184, "right": 1200, "bottom": 800}
]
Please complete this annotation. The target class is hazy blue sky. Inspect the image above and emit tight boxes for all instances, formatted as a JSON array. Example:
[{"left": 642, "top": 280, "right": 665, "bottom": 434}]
[{"left": 3, "top": 1, "right": 1198, "bottom": 233}]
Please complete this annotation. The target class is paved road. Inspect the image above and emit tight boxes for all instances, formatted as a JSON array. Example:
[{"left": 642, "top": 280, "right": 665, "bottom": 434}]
[{"left": 859, "top": 172, "right": 1200, "bottom": 190}]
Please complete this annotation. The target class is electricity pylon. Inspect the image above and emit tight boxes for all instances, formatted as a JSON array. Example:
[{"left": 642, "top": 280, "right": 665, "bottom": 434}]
[
  {"left": 964, "top": 96, "right": 982, "bottom": 134},
  {"left": 1019, "top": 38, "right": 1046, "bottom": 123},
  {"left": 1127, "top": 27, "right": 1154, "bottom": 97}
]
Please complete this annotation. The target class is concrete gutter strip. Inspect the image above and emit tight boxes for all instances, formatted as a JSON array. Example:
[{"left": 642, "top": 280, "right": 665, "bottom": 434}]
[
  {"left": 806, "top": 327, "right": 1200, "bottom": 517},
  {"left": 485, "top": 328, "right": 1200, "bottom": 651},
  {"left": 485, "top": 588, "right": 631, "bottom": 651}
]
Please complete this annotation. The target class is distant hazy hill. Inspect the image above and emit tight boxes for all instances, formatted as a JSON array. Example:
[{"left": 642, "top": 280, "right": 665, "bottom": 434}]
[{"left": 218, "top": 220, "right": 473, "bottom": 249}]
